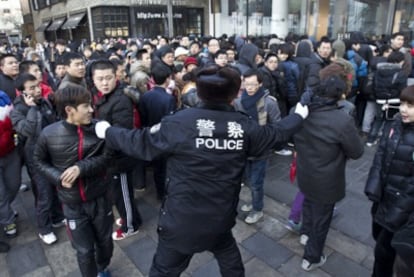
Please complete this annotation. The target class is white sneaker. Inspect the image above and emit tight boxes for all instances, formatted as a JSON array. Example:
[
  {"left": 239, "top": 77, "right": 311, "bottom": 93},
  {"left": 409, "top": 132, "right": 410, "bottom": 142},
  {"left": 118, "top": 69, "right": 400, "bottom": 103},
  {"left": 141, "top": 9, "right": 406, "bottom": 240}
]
[
  {"left": 274, "top": 149, "right": 293, "bottom": 156},
  {"left": 39, "top": 232, "right": 57, "bottom": 245},
  {"left": 300, "top": 234, "right": 309, "bottom": 246},
  {"left": 301, "top": 255, "right": 327, "bottom": 271},
  {"left": 245, "top": 211, "right": 263, "bottom": 224},
  {"left": 241, "top": 204, "right": 252, "bottom": 212}
]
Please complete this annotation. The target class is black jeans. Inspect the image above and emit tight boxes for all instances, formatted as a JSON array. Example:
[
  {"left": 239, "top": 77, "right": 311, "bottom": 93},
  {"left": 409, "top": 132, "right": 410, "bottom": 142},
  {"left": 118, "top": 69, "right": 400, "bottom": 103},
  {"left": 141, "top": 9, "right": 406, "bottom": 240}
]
[
  {"left": 372, "top": 226, "right": 395, "bottom": 277},
  {"left": 63, "top": 195, "right": 114, "bottom": 277},
  {"left": 149, "top": 231, "right": 244, "bottom": 277},
  {"left": 27, "top": 164, "right": 63, "bottom": 234},
  {"left": 302, "top": 197, "right": 334, "bottom": 263}
]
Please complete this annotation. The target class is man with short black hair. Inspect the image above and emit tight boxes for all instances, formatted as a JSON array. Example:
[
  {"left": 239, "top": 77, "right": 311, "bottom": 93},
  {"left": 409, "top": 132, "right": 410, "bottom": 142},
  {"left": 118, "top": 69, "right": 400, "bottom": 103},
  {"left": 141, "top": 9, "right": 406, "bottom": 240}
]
[
  {"left": 58, "top": 53, "right": 87, "bottom": 90},
  {"left": 0, "top": 53, "right": 19, "bottom": 100}
]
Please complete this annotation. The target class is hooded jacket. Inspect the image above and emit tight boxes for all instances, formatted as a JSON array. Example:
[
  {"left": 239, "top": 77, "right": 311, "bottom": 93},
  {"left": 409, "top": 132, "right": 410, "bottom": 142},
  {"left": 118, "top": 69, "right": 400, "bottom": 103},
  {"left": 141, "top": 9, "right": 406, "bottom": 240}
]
[{"left": 235, "top": 44, "right": 259, "bottom": 75}]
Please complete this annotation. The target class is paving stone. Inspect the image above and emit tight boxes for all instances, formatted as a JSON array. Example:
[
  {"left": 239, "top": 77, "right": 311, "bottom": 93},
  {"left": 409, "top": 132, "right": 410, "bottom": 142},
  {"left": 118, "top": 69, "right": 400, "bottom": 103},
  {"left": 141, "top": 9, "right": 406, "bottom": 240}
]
[
  {"left": 123, "top": 236, "right": 157, "bottom": 275},
  {"left": 191, "top": 258, "right": 220, "bottom": 277},
  {"left": 21, "top": 265, "right": 54, "bottom": 277},
  {"left": 238, "top": 244, "right": 254, "bottom": 263},
  {"left": 241, "top": 232, "right": 294, "bottom": 270},
  {"left": 278, "top": 255, "right": 331, "bottom": 277},
  {"left": 256, "top": 214, "right": 289, "bottom": 241},
  {"left": 232, "top": 218, "right": 257, "bottom": 243},
  {"left": 9, "top": 218, "right": 38, "bottom": 246},
  {"left": 110, "top": 243, "right": 144, "bottom": 276},
  {"left": 262, "top": 195, "right": 291, "bottom": 221},
  {"left": 362, "top": 251, "right": 375, "bottom": 271},
  {"left": 6, "top": 239, "right": 48, "bottom": 276},
  {"left": 322, "top": 252, "right": 371, "bottom": 277},
  {"left": 0, "top": 252, "right": 10, "bottom": 277},
  {"left": 278, "top": 232, "right": 334, "bottom": 258},
  {"left": 327, "top": 223, "right": 373, "bottom": 263},
  {"left": 43, "top": 240, "right": 78, "bottom": 277},
  {"left": 330, "top": 194, "right": 374, "bottom": 245},
  {"left": 184, "top": 252, "right": 214, "bottom": 274},
  {"left": 244, "top": 257, "right": 284, "bottom": 277}
]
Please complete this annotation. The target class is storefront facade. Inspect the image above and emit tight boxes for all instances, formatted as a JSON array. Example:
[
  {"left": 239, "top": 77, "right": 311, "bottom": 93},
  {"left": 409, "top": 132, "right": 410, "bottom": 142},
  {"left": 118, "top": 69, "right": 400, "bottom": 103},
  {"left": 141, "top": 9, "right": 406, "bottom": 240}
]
[
  {"left": 214, "top": 0, "right": 414, "bottom": 41},
  {"left": 31, "top": 0, "right": 414, "bottom": 43}
]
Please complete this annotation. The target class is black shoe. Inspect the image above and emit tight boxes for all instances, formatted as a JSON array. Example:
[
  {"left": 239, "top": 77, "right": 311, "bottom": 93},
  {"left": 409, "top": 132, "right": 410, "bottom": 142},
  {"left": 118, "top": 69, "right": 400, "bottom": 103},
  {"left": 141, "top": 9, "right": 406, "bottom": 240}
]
[{"left": 0, "top": 241, "right": 10, "bottom": 253}]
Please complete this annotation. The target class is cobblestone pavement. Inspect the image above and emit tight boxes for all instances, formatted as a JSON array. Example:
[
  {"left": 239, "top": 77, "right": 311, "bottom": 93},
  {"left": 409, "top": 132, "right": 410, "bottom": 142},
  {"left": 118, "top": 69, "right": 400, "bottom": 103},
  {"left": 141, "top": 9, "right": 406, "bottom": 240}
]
[{"left": 0, "top": 146, "right": 377, "bottom": 277}]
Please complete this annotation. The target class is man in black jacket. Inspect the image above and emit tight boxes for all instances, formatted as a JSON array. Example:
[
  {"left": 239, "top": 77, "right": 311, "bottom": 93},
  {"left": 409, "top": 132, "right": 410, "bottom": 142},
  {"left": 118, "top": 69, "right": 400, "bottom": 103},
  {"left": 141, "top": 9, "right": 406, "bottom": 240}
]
[
  {"left": 92, "top": 60, "right": 142, "bottom": 241},
  {"left": 95, "top": 65, "right": 309, "bottom": 276},
  {"left": 34, "top": 86, "right": 113, "bottom": 277},
  {"left": 306, "top": 37, "right": 332, "bottom": 91},
  {"left": 0, "top": 53, "right": 19, "bottom": 101}
]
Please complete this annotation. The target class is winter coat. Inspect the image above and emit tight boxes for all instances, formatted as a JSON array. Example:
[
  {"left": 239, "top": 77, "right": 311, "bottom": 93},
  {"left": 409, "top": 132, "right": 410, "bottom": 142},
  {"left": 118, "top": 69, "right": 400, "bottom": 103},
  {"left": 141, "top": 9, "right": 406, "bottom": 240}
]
[
  {"left": 259, "top": 66, "right": 286, "bottom": 101},
  {"left": 280, "top": 60, "right": 300, "bottom": 105},
  {"left": 294, "top": 101, "right": 364, "bottom": 204},
  {"left": 374, "top": 63, "right": 407, "bottom": 100},
  {"left": 10, "top": 96, "right": 57, "bottom": 166},
  {"left": 365, "top": 116, "right": 414, "bottom": 232},
  {"left": 306, "top": 52, "right": 331, "bottom": 91},
  {"left": 139, "top": 86, "right": 176, "bottom": 127},
  {"left": 93, "top": 83, "right": 136, "bottom": 173},
  {"left": 34, "top": 120, "right": 111, "bottom": 204}
]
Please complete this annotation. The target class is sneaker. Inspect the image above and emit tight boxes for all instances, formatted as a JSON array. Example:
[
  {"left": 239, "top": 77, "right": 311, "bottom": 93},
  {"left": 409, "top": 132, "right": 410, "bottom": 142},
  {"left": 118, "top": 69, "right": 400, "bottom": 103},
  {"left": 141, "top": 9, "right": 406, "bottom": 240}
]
[
  {"left": 287, "top": 142, "right": 295, "bottom": 147},
  {"left": 112, "top": 228, "right": 139, "bottom": 241},
  {"left": 115, "top": 218, "right": 123, "bottom": 227},
  {"left": 366, "top": 140, "right": 378, "bottom": 147},
  {"left": 97, "top": 269, "right": 112, "bottom": 277},
  {"left": 52, "top": 219, "right": 66, "bottom": 228},
  {"left": 301, "top": 255, "right": 327, "bottom": 271},
  {"left": 300, "top": 234, "right": 309, "bottom": 246},
  {"left": 274, "top": 149, "right": 293, "bottom": 156},
  {"left": 4, "top": 223, "right": 17, "bottom": 238},
  {"left": 241, "top": 204, "right": 252, "bottom": 212},
  {"left": 19, "top": 183, "right": 29, "bottom": 192},
  {"left": 287, "top": 219, "right": 302, "bottom": 234},
  {"left": 0, "top": 241, "right": 10, "bottom": 253},
  {"left": 39, "top": 232, "right": 57, "bottom": 245},
  {"left": 244, "top": 211, "right": 263, "bottom": 224}
]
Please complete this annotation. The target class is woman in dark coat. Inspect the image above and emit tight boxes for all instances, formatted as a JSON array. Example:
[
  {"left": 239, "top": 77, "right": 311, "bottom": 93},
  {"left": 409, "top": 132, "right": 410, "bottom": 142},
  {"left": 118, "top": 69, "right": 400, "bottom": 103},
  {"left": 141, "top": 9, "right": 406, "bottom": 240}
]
[
  {"left": 365, "top": 85, "right": 414, "bottom": 277},
  {"left": 294, "top": 74, "right": 364, "bottom": 271}
]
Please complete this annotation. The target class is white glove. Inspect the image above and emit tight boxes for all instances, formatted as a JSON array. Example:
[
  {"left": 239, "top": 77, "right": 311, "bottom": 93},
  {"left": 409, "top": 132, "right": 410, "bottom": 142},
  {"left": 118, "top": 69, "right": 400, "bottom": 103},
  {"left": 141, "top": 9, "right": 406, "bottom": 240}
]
[
  {"left": 95, "top": 121, "right": 111, "bottom": 139},
  {"left": 294, "top": 102, "right": 309, "bottom": 119}
]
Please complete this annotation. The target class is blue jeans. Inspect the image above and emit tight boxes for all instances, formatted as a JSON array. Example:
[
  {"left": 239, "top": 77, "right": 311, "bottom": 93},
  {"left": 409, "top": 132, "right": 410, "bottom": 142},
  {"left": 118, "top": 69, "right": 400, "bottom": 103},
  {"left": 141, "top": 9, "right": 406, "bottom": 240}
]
[{"left": 246, "top": 159, "right": 267, "bottom": 211}]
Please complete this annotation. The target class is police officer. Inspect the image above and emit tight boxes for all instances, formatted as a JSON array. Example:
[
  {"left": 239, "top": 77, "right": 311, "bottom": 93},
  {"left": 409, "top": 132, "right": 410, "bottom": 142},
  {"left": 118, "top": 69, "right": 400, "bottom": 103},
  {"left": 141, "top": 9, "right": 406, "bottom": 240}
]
[{"left": 95, "top": 65, "right": 309, "bottom": 277}]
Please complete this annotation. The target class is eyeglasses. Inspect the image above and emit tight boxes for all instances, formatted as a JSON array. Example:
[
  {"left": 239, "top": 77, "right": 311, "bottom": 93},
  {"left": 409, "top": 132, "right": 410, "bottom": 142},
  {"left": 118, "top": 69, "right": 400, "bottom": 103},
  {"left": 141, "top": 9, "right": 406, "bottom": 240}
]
[{"left": 244, "top": 83, "right": 259, "bottom": 88}]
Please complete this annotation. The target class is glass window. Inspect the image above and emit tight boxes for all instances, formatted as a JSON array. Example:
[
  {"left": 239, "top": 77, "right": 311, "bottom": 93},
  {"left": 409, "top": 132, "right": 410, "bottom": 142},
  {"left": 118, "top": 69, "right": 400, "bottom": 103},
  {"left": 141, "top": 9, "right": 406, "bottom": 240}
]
[
  {"left": 92, "top": 6, "right": 130, "bottom": 39},
  {"left": 394, "top": 0, "right": 414, "bottom": 43}
]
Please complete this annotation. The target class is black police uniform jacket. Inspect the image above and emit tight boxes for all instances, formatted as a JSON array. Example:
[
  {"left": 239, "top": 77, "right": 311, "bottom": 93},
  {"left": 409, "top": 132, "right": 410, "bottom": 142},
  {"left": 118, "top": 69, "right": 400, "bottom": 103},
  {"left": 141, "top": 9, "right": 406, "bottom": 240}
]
[
  {"left": 34, "top": 120, "right": 112, "bottom": 204},
  {"left": 104, "top": 102, "right": 303, "bottom": 253}
]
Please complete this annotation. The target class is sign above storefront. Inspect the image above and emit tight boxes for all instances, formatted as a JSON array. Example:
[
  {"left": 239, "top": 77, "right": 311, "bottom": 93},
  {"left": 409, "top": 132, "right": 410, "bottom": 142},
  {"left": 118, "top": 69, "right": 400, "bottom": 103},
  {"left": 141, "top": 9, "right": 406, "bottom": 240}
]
[{"left": 136, "top": 12, "right": 183, "bottom": 19}]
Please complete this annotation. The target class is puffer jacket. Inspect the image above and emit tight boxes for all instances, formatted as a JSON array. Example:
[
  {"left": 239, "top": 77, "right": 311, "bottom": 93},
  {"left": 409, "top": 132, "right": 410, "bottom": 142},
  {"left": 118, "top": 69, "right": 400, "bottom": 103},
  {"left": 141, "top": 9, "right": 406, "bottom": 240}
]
[
  {"left": 374, "top": 63, "right": 407, "bottom": 100},
  {"left": 34, "top": 120, "right": 112, "bottom": 204},
  {"left": 94, "top": 83, "right": 137, "bottom": 173},
  {"left": 365, "top": 116, "right": 414, "bottom": 232}
]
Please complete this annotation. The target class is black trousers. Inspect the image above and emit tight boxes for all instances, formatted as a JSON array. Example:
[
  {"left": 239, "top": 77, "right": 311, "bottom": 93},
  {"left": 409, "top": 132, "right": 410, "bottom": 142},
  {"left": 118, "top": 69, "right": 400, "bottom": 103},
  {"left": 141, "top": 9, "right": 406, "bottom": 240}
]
[
  {"left": 152, "top": 159, "right": 166, "bottom": 199},
  {"left": 63, "top": 195, "right": 114, "bottom": 277},
  {"left": 27, "top": 163, "right": 63, "bottom": 234},
  {"left": 302, "top": 197, "right": 334, "bottom": 263},
  {"left": 149, "top": 231, "right": 245, "bottom": 277},
  {"left": 110, "top": 172, "right": 142, "bottom": 232},
  {"left": 372, "top": 225, "right": 395, "bottom": 277}
]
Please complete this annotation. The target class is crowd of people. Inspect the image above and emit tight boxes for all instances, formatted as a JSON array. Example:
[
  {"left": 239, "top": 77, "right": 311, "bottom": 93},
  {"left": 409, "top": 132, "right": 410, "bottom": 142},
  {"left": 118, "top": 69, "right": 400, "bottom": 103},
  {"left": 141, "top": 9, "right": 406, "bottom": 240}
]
[{"left": 0, "top": 30, "right": 413, "bottom": 277}]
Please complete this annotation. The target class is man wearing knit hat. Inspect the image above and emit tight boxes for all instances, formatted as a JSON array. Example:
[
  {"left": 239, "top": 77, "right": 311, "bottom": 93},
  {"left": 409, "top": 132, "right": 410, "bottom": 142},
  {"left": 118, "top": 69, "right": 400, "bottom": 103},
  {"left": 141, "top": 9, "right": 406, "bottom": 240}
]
[{"left": 95, "top": 65, "right": 309, "bottom": 276}]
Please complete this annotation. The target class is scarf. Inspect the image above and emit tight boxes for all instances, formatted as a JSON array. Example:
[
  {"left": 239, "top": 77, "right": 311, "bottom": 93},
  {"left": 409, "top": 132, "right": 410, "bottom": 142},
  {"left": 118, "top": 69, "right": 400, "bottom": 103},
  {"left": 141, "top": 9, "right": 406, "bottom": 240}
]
[{"left": 241, "top": 87, "right": 265, "bottom": 122}]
